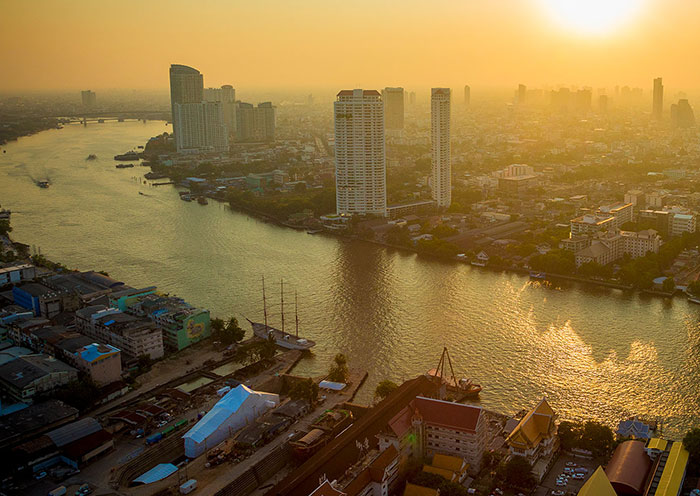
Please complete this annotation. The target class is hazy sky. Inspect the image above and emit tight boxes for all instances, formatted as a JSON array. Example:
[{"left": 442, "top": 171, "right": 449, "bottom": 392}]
[{"left": 2, "top": 0, "right": 699, "bottom": 93}]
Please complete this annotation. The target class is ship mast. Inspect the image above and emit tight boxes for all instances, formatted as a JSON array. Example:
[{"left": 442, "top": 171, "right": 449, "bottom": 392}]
[
  {"left": 280, "top": 278, "right": 285, "bottom": 333},
  {"left": 262, "top": 276, "right": 268, "bottom": 329},
  {"left": 295, "top": 291, "right": 299, "bottom": 338}
]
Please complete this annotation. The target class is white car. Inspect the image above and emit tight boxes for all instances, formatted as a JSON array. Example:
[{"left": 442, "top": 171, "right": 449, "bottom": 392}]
[{"left": 556, "top": 480, "right": 568, "bottom": 487}]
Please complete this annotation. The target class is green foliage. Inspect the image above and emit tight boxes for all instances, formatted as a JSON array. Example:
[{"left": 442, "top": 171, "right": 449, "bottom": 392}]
[
  {"left": 430, "top": 224, "right": 458, "bottom": 239},
  {"left": 558, "top": 420, "right": 614, "bottom": 457},
  {"left": 577, "top": 261, "right": 613, "bottom": 279},
  {"left": 688, "top": 280, "right": 700, "bottom": 297},
  {"left": 328, "top": 353, "right": 349, "bottom": 383},
  {"left": 529, "top": 249, "right": 575, "bottom": 274},
  {"left": 52, "top": 376, "right": 101, "bottom": 412},
  {"left": 496, "top": 456, "right": 536, "bottom": 489},
  {"left": 213, "top": 317, "right": 246, "bottom": 345},
  {"left": 683, "top": 428, "right": 700, "bottom": 472},
  {"left": 228, "top": 188, "right": 336, "bottom": 219},
  {"left": 0, "top": 219, "right": 12, "bottom": 236},
  {"left": 557, "top": 420, "right": 580, "bottom": 451},
  {"left": 417, "top": 238, "right": 460, "bottom": 258},
  {"left": 409, "top": 470, "right": 470, "bottom": 496},
  {"left": 235, "top": 338, "right": 277, "bottom": 365},
  {"left": 386, "top": 226, "right": 411, "bottom": 247},
  {"left": 374, "top": 380, "right": 398, "bottom": 401},
  {"left": 662, "top": 277, "right": 675, "bottom": 293},
  {"left": 289, "top": 377, "right": 319, "bottom": 405}
]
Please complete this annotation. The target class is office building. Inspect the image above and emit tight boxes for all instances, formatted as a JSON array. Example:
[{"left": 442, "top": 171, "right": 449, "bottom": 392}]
[
  {"left": 382, "top": 87, "right": 405, "bottom": 130},
  {"left": 430, "top": 88, "right": 451, "bottom": 208},
  {"left": 334, "top": 89, "right": 387, "bottom": 216},
  {"left": 81, "top": 90, "right": 96, "bottom": 109},
  {"left": 671, "top": 99, "right": 696, "bottom": 128},
  {"left": 464, "top": 85, "right": 470, "bottom": 106},
  {"left": 653, "top": 77, "right": 663, "bottom": 121}
]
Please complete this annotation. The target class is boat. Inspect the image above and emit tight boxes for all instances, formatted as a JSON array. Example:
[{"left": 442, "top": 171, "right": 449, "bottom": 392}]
[
  {"left": 290, "top": 409, "right": 353, "bottom": 459},
  {"left": 114, "top": 151, "right": 140, "bottom": 161},
  {"left": 247, "top": 277, "right": 316, "bottom": 350},
  {"left": 426, "top": 347, "right": 482, "bottom": 399},
  {"left": 688, "top": 297, "right": 700, "bottom": 305},
  {"left": 86, "top": 154, "right": 97, "bottom": 160},
  {"left": 138, "top": 192, "right": 145, "bottom": 196},
  {"left": 197, "top": 197, "right": 208, "bottom": 205},
  {"left": 306, "top": 229, "right": 323, "bottom": 235},
  {"left": 115, "top": 163, "right": 134, "bottom": 169},
  {"left": 529, "top": 271, "right": 546, "bottom": 280},
  {"left": 180, "top": 194, "right": 192, "bottom": 202},
  {"left": 37, "top": 180, "right": 50, "bottom": 188}
]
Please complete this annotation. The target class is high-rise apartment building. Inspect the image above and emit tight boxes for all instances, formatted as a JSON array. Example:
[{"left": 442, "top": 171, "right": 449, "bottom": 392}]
[
  {"left": 235, "top": 102, "right": 276, "bottom": 142},
  {"left": 334, "top": 89, "right": 387, "bottom": 216},
  {"left": 81, "top": 90, "right": 96, "bottom": 109},
  {"left": 464, "top": 85, "right": 470, "bottom": 106},
  {"left": 204, "top": 85, "right": 237, "bottom": 137},
  {"left": 518, "top": 84, "right": 527, "bottom": 104},
  {"left": 169, "top": 64, "right": 229, "bottom": 153},
  {"left": 382, "top": 87, "right": 404, "bottom": 130},
  {"left": 431, "top": 88, "right": 451, "bottom": 209},
  {"left": 653, "top": 77, "right": 663, "bottom": 120}
]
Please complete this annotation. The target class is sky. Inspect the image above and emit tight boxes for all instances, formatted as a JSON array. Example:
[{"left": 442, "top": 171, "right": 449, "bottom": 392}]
[{"left": 2, "top": 0, "right": 699, "bottom": 94}]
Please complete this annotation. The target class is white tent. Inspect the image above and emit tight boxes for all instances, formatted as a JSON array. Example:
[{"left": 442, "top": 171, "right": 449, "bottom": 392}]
[{"left": 182, "top": 384, "right": 278, "bottom": 458}]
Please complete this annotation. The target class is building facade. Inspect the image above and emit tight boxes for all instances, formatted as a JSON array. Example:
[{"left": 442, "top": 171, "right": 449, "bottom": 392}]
[
  {"left": 334, "top": 89, "right": 387, "bottom": 216},
  {"left": 431, "top": 88, "right": 451, "bottom": 209},
  {"left": 383, "top": 87, "right": 405, "bottom": 130}
]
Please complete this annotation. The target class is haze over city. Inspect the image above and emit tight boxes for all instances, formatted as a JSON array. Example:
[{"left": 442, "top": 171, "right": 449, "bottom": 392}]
[
  {"left": 1, "top": 1, "right": 700, "bottom": 496},
  {"left": 3, "top": 0, "right": 700, "bottom": 93}
]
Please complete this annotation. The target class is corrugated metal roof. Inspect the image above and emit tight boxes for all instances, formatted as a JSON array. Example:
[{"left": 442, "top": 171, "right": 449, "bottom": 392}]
[
  {"left": 47, "top": 417, "right": 101, "bottom": 447},
  {"left": 133, "top": 463, "right": 178, "bottom": 485}
]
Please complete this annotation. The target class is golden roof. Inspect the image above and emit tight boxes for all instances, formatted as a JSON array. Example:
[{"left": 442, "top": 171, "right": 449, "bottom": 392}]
[
  {"left": 403, "top": 483, "right": 439, "bottom": 496},
  {"left": 577, "top": 466, "right": 617, "bottom": 496},
  {"left": 432, "top": 453, "right": 466, "bottom": 474},
  {"left": 423, "top": 465, "right": 456, "bottom": 481},
  {"left": 506, "top": 397, "right": 556, "bottom": 449},
  {"left": 647, "top": 438, "right": 668, "bottom": 451}
]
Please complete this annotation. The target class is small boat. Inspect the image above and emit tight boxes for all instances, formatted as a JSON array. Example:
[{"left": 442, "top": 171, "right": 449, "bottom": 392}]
[
  {"left": 197, "top": 197, "right": 208, "bottom": 205},
  {"left": 529, "top": 271, "right": 546, "bottom": 280},
  {"left": 115, "top": 163, "right": 134, "bottom": 169},
  {"left": 306, "top": 229, "right": 323, "bottom": 235},
  {"left": 688, "top": 297, "right": 700, "bottom": 305},
  {"left": 37, "top": 180, "right": 50, "bottom": 188},
  {"left": 247, "top": 277, "right": 316, "bottom": 350},
  {"left": 86, "top": 154, "right": 97, "bottom": 160},
  {"left": 114, "top": 151, "right": 140, "bottom": 161},
  {"left": 138, "top": 192, "right": 145, "bottom": 196},
  {"left": 426, "top": 347, "right": 482, "bottom": 399},
  {"left": 180, "top": 194, "right": 192, "bottom": 202}
]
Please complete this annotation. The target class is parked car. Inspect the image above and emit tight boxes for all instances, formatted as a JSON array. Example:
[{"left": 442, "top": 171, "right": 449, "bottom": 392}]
[{"left": 34, "top": 472, "right": 47, "bottom": 480}]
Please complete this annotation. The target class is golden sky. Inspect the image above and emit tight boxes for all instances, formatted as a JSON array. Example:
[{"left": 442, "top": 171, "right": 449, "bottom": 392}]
[{"left": 2, "top": 0, "right": 699, "bottom": 93}]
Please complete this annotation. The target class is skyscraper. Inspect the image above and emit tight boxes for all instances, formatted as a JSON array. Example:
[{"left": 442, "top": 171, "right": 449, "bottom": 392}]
[
  {"left": 235, "top": 102, "right": 276, "bottom": 142},
  {"left": 671, "top": 99, "right": 696, "bottom": 128},
  {"left": 169, "top": 65, "right": 229, "bottom": 153},
  {"left": 81, "top": 90, "right": 96, "bottom": 109},
  {"left": 653, "top": 77, "right": 663, "bottom": 120},
  {"left": 431, "top": 88, "right": 451, "bottom": 209},
  {"left": 334, "top": 89, "right": 386, "bottom": 216},
  {"left": 518, "top": 84, "right": 527, "bottom": 104},
  {"left": 382, "top": 87, "right": 404, "bottom": 130},
  {"left": 464, "top": 85, "right": 470, "bottom": 106},
  {"left": 204, "top": 85, "right": 237, "bottom": 138}
]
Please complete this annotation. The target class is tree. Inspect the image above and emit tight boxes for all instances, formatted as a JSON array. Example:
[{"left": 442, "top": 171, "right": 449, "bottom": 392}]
[
  {"left": 581, "top": 421, "right": 614, "bottom": 458},
  {"left": 289, "top": 377, "right": 319, "bottom": 405},
  {"left": 211, "top": 318, "right": 225, "bottom": 335},
  {"left": 235, "top": 338, "right": 277, "bottom": 365},
  {"left": 0, "top": 219, "right": 12, "bottom": 237},
  {"left": 328, "top": 353, "right": 349, "bottom": 383},
  {"left": 662, "top": 277, "right": 675, "bottom": 293},
  {"left": 557, "top": 420, "right": 582, "bottom": 451},
  {"left": 683, "top": 427, "right": 700, "bottom": 472},
  {"left": 497, "top": 456, "right": 536, "bottom": 489},
  {"left": 374, "top": 380, "right": 398, "bottom": 401},
  {"left": 211, "top": 317, "right": 245, "bottom": 345},
  {"left": 52, "top": 376, "right": 101, "bottom": 412},
  {"left": 688, "top": 280, "right": 700, "bottom": 297}
]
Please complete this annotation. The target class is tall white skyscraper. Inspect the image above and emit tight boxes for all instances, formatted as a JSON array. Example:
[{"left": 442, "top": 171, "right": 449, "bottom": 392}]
[
  {"left": 431, "top": 88, "right": 451, "bottom": 208},
  {"left": 334, "top": 89, "right": 387, "bottom": 216},
  {"left": 204, "top": 85, "right": 237, "bottom": 138}
]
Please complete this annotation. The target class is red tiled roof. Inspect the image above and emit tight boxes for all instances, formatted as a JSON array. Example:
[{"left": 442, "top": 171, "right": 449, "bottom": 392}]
[
  {"left": 369, "top": 444, "right": 398, "bottom": 481},
  {"left": 62, "top": 429, "right": 113, "bottom": 460},
  {"left": 344, "top": 468, "right": 372, "bottom": 496},
  {"left": 414, "top": 397, "right": 481, "bottom": 433},
  {"left": 309, "top": 480, "right": 346, "bottom": 496},
  {"left": 388, "top": 405, "right": 413, "bottom": 437}
]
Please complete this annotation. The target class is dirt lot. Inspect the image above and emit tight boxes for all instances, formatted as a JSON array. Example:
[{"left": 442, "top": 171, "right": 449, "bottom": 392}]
[{"left": 536, "top": 453, "right": 599, "bottom": 496}]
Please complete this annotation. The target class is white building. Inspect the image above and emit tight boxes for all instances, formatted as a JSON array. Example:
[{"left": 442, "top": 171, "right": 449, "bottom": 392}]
[
  {"left": 671, "top": 213, "right": 696, "bottom": 237},
  {"left": 173, "top": 101, "right": 229, "bottom": 153},
  {"left": 431, "top": 88, "right": 451, "bottom": 208},
  {"left": 334, "top": 89, "right": 387, "bottom": 216},
  {"left": 575, "top": 229, "right": 661, "bottom": 267},
  {"left": 204, "top": 85, "right": 236, "bottom": 138}
]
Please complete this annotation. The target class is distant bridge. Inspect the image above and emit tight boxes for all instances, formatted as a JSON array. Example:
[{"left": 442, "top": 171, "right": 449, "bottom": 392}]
[{"left": 56, "top": 110, "right": 172, "bottom": 124}]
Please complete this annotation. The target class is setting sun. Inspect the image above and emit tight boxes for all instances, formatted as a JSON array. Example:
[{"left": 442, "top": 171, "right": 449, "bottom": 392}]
[{"left": 539, "top": 0, "right": 646, "bottom": 35}]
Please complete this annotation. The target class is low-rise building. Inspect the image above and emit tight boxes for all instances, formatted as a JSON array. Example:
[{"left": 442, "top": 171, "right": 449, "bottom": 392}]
[
  {"left": 11, "top": 283, "right": 67, "bottom": 318},
  {"left": 74, "top": 343, "right": 122, "bottom": 385},
  {"left": 570, "top": 214, "right": 616, "bottom": 236},
  {"left": 0, "top": 263, "right": 36, "bottom": 287},
  {"left": 505, "top": 397, "right": 558, "bottom": 481},
  {"left": 575, "top": 229, "right": 661, "bottom": 267},
  {"left": 0, "top": 354, "right": 77, "bottom": 401}
]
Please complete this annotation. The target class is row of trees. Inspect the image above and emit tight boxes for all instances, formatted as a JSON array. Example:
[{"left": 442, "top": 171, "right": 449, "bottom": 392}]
[
  {"left": 558, "top": 420, "right": 615, "bottom": 457},
  {"left": 211, "top": 317, "right": 246, "bottom": 345}
]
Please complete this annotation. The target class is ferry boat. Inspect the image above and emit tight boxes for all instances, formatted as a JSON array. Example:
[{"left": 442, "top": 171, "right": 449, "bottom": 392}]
[
  {"left": 290, "top": 409, "right": 353, "bottom": 459},
  {"left": 247, "top": 277, "right": 316, "bottom": 350},
  {"left": 426, "top": 347, "right": 482, "bottom": 399}
]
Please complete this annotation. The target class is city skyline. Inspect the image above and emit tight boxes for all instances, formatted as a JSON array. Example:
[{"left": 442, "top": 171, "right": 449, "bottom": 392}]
[{"left": 4, "top": 0, "right": 700, "bottom": 92}]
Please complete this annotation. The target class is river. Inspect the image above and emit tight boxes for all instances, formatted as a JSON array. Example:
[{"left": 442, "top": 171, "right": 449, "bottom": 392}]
[{"left": 1, "top": 121, "right": 698, "bottom": 438}]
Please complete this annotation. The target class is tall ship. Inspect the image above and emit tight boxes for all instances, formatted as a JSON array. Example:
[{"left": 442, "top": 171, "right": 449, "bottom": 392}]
[
  {"left": 426, "top": 347, "right": 482, "bottom": 399},
  {"left": 290, "top": 409, "right": 353, "bottom": 459},
  {"left": 247, "top": 277, "right": 316, "bottom": 350}
]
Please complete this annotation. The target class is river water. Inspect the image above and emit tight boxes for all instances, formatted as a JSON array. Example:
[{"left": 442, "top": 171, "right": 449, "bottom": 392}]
[{"left": 1, "top": 121, "right": 698, "bottom": 438}]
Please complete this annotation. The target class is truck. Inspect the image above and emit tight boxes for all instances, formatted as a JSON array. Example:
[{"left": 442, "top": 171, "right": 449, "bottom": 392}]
[
  {"left": 180, "top": 479, "right": 197, "bottom": 494},
  {"left": 48, "top": 487, "right": 66, "bottom": 496}
]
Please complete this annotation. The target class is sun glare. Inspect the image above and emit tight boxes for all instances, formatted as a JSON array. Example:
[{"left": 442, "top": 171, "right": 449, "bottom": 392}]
[{"left": 540, "top": 0, "right": 646, "bottom": 35}]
